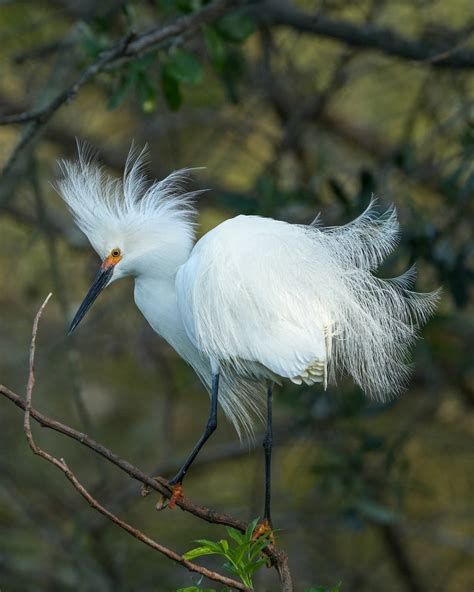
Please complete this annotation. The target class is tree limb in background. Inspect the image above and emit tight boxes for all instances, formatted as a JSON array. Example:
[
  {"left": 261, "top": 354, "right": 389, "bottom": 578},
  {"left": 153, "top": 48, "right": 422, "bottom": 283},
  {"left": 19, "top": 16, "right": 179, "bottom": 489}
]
[
  {"left": 0, "top": 0, "right": 246, "bottom": 195},
  {"left": 0, "top": 296, "right": 293, "bottom": 591},
  {"left": 256, "top": 2, "right": 474, "bottom": 69}
]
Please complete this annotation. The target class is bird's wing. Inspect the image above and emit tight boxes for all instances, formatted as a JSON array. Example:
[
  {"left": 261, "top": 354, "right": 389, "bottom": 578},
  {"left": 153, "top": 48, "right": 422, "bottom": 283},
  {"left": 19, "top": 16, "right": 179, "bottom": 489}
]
[
  {"left": 176, "top": 215, "right": 330, "bottom": 382},
  {"left": 177, "top": 205, "right": 438, "bottom": 400}
]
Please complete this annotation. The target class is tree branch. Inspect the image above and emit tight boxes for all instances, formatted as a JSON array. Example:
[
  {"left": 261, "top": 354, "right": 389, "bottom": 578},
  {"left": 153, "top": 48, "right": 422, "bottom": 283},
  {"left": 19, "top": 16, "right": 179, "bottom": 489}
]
[
  {"left": 256, "top": 2, "right": 474, "bottom": 69},
  {"left": 0, "top": 296, "right": 293, "bottom": 590},
  {"left": 0, "top": 382, "right": 247, "bottom": 529},
  {"left": 0, "top": 0, "right": 243, "bottom": 127},
  {"left": 0, "top": 0, "right": 246, "bottom": 196},
  {"left": 21, "top": 294, "right": 250, "bottom": 592}
]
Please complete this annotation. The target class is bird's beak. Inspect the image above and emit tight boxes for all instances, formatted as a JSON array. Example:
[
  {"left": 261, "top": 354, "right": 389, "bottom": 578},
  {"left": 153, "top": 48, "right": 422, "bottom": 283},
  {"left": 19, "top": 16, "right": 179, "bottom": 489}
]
[{"left": 67, "top": 257, "right": 116, "bottom": 335}]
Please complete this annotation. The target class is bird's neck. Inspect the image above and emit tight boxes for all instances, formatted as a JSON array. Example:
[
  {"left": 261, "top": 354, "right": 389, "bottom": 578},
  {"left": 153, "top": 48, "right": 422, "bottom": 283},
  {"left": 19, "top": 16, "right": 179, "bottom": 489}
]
[{"left": 133, "top": 270, "right": 194, "bottom": 362}]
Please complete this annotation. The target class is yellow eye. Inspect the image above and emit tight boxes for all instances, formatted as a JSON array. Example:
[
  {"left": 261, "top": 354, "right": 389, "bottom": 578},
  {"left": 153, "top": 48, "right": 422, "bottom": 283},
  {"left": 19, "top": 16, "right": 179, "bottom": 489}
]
[{"left": 111, "top": 248, "right": 121, "bottom": 258}]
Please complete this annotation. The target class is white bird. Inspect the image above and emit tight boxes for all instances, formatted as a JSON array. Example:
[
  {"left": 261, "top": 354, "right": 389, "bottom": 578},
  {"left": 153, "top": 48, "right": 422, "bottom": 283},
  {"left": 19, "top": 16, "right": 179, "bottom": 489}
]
[{"left": 58, "top": 145, "right": 438, "bottom": 523}]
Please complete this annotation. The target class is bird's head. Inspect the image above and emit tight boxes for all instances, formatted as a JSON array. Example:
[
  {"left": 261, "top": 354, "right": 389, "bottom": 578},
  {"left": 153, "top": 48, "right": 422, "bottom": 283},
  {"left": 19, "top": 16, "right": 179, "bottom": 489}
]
[{"left": 56, "top": 144, "right": 199, "bottom": 335}]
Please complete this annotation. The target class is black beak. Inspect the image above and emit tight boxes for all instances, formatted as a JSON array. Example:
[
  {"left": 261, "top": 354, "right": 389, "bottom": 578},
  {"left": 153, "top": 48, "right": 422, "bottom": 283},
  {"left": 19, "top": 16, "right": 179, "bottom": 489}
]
[{"left": 68, "top": 264, "right": 114, "bottom": 335}]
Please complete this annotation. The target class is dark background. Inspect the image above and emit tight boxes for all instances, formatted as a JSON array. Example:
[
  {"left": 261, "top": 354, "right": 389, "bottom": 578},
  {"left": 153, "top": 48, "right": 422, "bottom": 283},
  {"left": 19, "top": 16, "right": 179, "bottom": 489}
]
[{"left": 0, "top": 1, "right": 473, "bottom": 590}]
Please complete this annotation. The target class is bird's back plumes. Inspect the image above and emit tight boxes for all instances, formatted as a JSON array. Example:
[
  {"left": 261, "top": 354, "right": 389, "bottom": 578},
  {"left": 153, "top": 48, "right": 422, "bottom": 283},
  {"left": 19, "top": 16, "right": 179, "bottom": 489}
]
[{"left": 178, "top": 202, "right": 439, "bottom": 402}]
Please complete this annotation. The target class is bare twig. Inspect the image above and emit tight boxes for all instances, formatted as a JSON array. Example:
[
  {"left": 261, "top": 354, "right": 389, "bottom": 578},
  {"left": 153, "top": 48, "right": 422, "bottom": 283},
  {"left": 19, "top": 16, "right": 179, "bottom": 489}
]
[
  {"left": 0, "top": 313, "right": 293, "bottom": 591},
  {"left": 3, "top": 381, "right": 245, "bottom": 529},
  {"left": 22, "top": 294, "right": 250, "bottom": 592},
  {"left": 2, "top": 381, "right": 293, "bottom": 584}
]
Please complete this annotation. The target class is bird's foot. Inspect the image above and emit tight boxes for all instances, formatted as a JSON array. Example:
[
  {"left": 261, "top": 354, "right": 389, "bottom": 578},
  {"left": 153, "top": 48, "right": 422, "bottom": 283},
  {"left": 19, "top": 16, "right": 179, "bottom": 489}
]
[
  {"left": 252, "top": 518, "right": 275, "bottom": 545},
  {"left": 168, "top": 482, "right": 183, "bottom": 509},
  {"left": 156, "top": 482, "right": 183, "bottom": 511},
  {"left": 252, "top": 518, "right": 276, "bottom": 568}
]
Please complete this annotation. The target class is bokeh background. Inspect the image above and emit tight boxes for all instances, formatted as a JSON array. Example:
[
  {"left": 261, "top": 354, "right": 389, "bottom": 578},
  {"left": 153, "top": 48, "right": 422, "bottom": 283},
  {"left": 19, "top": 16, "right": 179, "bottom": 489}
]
[{"left": 0, "top": 1, "right": 473, "bottom": 590}]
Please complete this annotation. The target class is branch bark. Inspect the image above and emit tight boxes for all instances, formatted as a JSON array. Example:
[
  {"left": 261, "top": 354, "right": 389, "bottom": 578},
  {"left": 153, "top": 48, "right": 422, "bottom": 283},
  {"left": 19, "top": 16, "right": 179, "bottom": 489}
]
[
  {"left": 21, "top": 294, "right": 250, "bottom": 591},
  {"left": 0, "top": 295, "right": 293, "bottom": 591}
]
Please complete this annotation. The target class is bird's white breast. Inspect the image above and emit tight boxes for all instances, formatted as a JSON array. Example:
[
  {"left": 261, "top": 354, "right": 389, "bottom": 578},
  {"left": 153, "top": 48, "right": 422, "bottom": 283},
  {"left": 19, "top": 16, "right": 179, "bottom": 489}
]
[{"left": 176, "top": 214, "right": 330, "bottom": 384}]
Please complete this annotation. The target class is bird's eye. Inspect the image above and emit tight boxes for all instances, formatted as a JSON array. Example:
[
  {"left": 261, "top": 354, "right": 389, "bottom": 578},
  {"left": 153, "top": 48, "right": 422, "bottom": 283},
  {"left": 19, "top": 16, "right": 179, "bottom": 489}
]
[{"left": 111, "top": 248, "right": 121, "bottom": 258}]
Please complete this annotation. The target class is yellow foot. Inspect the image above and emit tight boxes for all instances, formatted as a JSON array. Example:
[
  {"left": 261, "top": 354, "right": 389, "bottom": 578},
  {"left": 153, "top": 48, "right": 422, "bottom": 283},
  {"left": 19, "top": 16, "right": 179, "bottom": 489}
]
[
  {"left": 156, "top": 482, "right": 183, "bottom": 511},
  {"left": 252, "top": 518, "right": 275, "bottom": 545},
  {"left": 168, "top": 483, "right": 183, "bottom": 509}
]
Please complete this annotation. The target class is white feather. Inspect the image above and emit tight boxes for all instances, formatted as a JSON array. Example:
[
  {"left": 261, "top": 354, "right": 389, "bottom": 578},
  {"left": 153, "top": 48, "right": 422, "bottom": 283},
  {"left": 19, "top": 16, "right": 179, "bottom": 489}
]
[
  {"left": 177, "top": 206, "right": 440, "bottom": 401},
  {"left": 57, "top": 145, "right": 439, "bottom": 438}
]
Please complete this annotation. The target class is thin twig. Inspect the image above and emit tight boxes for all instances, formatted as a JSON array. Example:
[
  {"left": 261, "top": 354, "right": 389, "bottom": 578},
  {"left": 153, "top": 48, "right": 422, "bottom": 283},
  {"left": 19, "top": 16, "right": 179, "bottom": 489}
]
[
  {"left": 3, "top": 381, "right": 245, "bottom": 529},
  {"left": 0, "top": 381, "right": 295, "bottom": 590},
  {"left": 22, "top": 294, "right": 249, "bottom": 592},
  {"left": 0, "top": 0, "right": 242, "bottom": 126}
]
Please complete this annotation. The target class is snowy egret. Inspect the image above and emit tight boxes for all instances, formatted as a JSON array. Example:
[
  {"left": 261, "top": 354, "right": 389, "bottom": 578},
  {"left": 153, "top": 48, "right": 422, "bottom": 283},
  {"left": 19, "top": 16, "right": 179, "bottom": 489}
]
[{"left": 58, "top": 146, "right": 438, "bottom": 523}]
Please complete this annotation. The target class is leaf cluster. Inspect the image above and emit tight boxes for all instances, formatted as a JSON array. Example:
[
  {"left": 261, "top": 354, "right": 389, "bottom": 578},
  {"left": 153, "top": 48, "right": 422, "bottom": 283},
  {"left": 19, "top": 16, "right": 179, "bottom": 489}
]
[
  {"left": 79, "top": 3, "right": 255, "bottom": 113},
  {"left": 180, "top": 518, "right": 272, "bottom": 590}
]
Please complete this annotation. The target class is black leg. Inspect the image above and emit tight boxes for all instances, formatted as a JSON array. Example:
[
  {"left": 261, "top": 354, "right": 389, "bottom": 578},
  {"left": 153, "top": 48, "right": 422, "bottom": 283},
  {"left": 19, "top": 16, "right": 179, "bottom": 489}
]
[
  {"left": 263, "top": 383, "right": 273, "bottom": 526},
  {"left": 169, "top": 373, "right": 219, "bottom": 486}
]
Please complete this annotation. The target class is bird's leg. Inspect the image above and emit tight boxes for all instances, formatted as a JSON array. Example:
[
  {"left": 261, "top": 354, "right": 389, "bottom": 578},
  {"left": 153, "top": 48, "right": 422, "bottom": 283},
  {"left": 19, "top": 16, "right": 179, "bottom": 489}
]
[
  {"left": 263, "top": 382, "right": 273, "bottom": 527},
  {"left": 159, "top": 373, "right": 220, "bottom": 510},
  {"left": 254, "top": 383, "right": 275, "bottom": 543}
]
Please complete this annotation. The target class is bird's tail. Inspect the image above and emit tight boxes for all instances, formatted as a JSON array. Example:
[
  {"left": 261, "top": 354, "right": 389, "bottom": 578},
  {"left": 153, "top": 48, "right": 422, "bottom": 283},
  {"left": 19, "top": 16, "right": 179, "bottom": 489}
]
[{"left": 315, "top": 200, "right": 440, "bottom": 399}]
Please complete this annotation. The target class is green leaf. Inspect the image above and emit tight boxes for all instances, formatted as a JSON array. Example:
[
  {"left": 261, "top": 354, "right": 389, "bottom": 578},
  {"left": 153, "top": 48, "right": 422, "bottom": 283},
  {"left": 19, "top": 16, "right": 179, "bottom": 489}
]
[
  {"left": 193, "top": 539, "right": 224, "bottom": 551},
  {"left": 226, "top": 527, "right": 244, "bottom": 545},
  {"left": 182, "top": 546, "right": 219, "bottom": 561},
  {"left": 244, "top": 517, "right": 260, "bottom": 542},
  {"left": 107, "top": 70, "right": 135, "bottom": 110},
  {"left": 165, "top": 49, "right": 203, "bottom": 85},
  {"left": 216, "top": 11, "right": 255, "bottom": 42},
  {"left": 219, "top": 538, "right": 229, "bottom": 554},
  {"left": 135, "top": 70, "right": 157, "bottom": 113},
  {"left": 78, "top": 22, "right": 109, "bottom": 59},
  {"left": 244, "top": 558, "right": 267, "bottom": 576},
  {"left": 161, "top": 68, "right": 182, "bottom": 111},
  {"left": 203, "top": 25, "right": 227, "bottom": 64},
  {"left": 249, "top": 535, "right": 272, "bottom": 560}
]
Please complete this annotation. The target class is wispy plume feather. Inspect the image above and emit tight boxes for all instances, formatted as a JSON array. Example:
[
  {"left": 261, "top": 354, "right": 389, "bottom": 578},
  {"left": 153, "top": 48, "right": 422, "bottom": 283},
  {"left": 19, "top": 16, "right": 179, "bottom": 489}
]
[
  {"left": 179, "top": 201, "right": 440, "bottom": 404},
  {"left": 56, "top": 142, "right": 200, "bottom": 259}
]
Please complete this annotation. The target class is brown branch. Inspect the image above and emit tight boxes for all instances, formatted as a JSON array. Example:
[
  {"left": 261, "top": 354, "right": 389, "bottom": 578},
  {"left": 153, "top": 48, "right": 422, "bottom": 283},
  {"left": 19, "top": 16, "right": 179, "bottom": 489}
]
[
  {"left": 255, "top": 1, "right": 474, "bottom": 69},
  {"left": 22, "top": 294, "right": 249, "bottom": 592},
  {"left": 0, "top": 384, "right": 293, "bottom": 588},
  {"left": 1, "top": 382, "right": 245, "bottom": 529},
  {"left": 0, "top": 311, "right": 293, "bottom": 590}
]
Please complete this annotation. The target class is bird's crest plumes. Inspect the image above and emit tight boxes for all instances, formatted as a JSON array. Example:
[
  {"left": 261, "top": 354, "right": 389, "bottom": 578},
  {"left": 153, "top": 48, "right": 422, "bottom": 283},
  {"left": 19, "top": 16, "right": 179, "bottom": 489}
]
[{"left": 56, "top": 143, "right": 199, "bottom": 261}]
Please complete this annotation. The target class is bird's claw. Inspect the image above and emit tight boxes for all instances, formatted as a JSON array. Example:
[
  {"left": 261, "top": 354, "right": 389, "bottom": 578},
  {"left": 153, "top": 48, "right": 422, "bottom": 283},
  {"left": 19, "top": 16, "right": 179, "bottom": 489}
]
[
  {"left": 156, "top": 482, "right": 183, "bottom": 511},
  {"left": 252, "top": 519, "right": 276, "bottom": 567},
  {"left": 168, "top": 482, "right": 183, "bottom": 508},
  {"left": 252, "top": 518, "right": 276, "bottom": 545}
]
